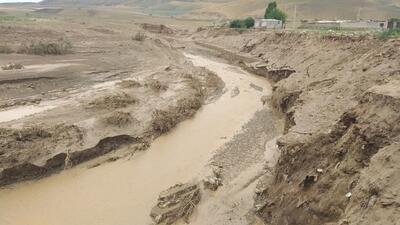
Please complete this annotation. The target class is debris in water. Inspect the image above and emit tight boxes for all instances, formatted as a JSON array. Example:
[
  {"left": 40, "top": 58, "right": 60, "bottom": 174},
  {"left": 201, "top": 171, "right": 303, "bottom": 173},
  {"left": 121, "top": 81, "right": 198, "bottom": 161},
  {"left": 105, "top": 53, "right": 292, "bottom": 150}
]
[
  {"left": 150, "top": 183, "right": 201, "bottom": 225},
  {"left": 261, "top": 95, "right": 269, "bottom": 105},
  {"left": 230, "top": 87, "right": 240, "bottom": 98},
  {"left": 250, "top": 83, "right": 263, "bottom": 92},
  {"left": 301, "top": 175, "right": 318, "bottom": 189}
]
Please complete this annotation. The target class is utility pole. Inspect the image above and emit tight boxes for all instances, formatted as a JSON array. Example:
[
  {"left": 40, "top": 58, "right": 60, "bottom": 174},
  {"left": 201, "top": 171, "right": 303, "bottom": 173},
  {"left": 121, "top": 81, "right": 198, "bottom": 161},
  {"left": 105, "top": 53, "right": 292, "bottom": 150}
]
[{"left": 357, "top": 0, "right": 366, "bottom": 21}]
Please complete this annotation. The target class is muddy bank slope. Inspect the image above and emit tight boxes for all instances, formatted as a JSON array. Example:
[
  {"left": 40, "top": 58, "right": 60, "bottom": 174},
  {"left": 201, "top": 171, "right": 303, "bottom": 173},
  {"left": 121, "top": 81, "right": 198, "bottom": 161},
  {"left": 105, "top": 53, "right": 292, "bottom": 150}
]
[
  {"left": 193, "top": 29, "right": 400, "bottom": 225},
  {"left": 0, "top": 21, "right": 224, "bottom": 187}
]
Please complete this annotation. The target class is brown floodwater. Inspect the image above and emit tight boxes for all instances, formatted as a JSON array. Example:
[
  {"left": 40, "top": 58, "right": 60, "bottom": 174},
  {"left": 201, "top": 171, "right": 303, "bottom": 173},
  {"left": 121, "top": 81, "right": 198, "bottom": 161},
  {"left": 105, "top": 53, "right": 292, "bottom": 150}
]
[{"left": 0, "top": 54, "right": 271, "bottom": 225}]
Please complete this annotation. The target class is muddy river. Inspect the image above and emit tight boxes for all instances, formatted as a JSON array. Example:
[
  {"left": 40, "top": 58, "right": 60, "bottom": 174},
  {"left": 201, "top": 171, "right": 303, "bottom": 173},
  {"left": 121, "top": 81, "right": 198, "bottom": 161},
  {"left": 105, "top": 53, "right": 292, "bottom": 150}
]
[{"left": 0, "top": 54, "right": 271, "bottom": 225}]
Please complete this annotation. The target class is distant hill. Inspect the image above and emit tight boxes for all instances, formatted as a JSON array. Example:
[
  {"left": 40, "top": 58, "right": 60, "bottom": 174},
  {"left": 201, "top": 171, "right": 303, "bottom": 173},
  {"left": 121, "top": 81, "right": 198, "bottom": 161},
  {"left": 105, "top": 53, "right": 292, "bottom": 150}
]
[{"left": 40, "top": 0, "right": 400, "bottom": 20}]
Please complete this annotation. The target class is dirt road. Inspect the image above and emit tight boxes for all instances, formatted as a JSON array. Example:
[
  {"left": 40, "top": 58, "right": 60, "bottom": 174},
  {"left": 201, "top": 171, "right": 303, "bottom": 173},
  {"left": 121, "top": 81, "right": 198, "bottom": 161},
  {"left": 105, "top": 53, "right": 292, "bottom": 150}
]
[{"left": 0, "top": 54, "right": 272, "bottom": 225}]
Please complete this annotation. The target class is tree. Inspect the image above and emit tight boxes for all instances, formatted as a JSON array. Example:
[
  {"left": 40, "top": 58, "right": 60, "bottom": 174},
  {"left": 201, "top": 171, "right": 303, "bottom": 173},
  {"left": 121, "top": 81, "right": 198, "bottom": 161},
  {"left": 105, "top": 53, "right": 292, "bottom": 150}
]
[
  {"left": 230, "top": 17, "right": 255, "bottom": 28},
  {"left": 389, "top": 18, "right": 400, "bottom": 22},
  {"left": 265, "top": 1, "right": 277, "bottom": 16},
  {"left": 243, "top": 17, "right": 255, "bottom": 28},
  {"left": 264, "top": 1, "right": 287, "bottom": 23}
]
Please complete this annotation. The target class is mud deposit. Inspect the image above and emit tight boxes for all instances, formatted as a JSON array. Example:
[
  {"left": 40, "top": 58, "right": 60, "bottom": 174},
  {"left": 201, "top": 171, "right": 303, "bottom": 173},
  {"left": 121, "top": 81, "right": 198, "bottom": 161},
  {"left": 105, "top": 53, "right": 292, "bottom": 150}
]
[{"left": 0, "top": 54, "right": 271, "bottom": 225}]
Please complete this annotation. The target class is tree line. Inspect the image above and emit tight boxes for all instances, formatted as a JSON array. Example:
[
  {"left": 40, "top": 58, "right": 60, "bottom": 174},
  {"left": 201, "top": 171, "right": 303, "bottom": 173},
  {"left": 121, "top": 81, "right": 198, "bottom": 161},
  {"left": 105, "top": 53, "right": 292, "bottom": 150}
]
[{"left": 230, "top": 1, "right": 287, "bottom": 28}]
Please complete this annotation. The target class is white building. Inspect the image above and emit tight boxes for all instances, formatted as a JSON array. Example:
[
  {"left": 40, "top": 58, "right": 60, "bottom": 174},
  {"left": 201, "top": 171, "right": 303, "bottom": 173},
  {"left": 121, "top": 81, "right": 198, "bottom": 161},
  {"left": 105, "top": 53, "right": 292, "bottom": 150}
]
[
  {"left": 340, "top": 20, "right": 387, "bottom": 29},
  {"left": 301, "top": 20, "right": 387, "bottom": 30},
  {"left": 254, "top": 19, "right": 283, "bottom": 29},
  {"left": 387, "top": 20, "right": 400, "bottom": 29}
]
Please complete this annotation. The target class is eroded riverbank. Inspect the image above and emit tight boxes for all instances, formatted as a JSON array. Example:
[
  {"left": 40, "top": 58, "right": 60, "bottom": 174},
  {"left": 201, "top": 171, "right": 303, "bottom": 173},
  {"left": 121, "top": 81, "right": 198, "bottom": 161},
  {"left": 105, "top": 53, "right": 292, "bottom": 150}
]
[
  {"left": 192, "top": 28, "right": 400, "bottom": 225},
  {"left": 0, "top": 54, "right": 273, "bottom": 225}
]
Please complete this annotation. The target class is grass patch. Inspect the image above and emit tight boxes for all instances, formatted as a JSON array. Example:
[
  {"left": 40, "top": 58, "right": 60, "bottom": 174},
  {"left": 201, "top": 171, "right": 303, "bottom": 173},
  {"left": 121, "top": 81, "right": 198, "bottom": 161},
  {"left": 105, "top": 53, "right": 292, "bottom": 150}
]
[
  {"left": 89, "top": 93, "right": 137, "bottom": 109},
  {"left": 151, "top": 109, "right": 177, "bottom": 134},
  {"left": 101, "top": 111, "right": 134, "bottom": 127},
  {"left": 17, "top": 39, "right": 72, "bottom": 55},
  {"left": 0, "top": 45, "right": 14, "bottom": 54},
  {"left": 376, "top": 29, "right": 400, "bottom": 40}
]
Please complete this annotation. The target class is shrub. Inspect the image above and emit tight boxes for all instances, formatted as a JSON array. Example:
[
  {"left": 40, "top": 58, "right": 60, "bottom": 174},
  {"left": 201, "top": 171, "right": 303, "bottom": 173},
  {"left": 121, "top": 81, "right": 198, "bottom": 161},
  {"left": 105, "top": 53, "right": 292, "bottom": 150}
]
[
  {"left": 1, "top": 63, "right": 24, "bottom": 70},
  {"left": 132, "top": 32, "right": 146, "bottom": 41},
  {"left": 151, "top": 109, "right": 177, "bottom": 134},
  {"left": 230, "top": 19, "right": 242, "bottom": 28},
  {"left": 230, "top": 17, "right": 255, "bottom": 29},
  {"left": 101, "top": 111, "right": 134, "bottom": 127},
  {"left": 151, "top": 96, "right": 202, "bottom": 134},
  {"left": 377, "top": 29, "right": 400, "bottom": 40},
  {"left": 17, "top": 39, "right": 72, "bottom": 55},
  {"left": 145, "top": 80, "right": 168, "bottom": 92},
  {"left": 0, "top": 45, "right": 13, "bottom": 54},
  {"left": 89, "top": 93, "right": 137, "bottom": 109},
  {"left": 244, "top": 17, "right": 255, "bottom": 28}
]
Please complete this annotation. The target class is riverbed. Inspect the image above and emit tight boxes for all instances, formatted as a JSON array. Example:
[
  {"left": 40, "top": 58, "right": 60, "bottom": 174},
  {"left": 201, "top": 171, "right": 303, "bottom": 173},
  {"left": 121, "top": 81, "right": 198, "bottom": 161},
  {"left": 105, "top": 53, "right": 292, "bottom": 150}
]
[{"left": 0, "top": 54, "right": 271, "bottom": 225}]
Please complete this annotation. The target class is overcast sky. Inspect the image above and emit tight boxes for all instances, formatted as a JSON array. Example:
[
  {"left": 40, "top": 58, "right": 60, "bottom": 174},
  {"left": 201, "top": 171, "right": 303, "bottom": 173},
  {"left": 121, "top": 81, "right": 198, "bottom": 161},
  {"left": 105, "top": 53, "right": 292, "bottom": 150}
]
[{"left": 0, "top": 0, "right": 41, "bottom": 2}]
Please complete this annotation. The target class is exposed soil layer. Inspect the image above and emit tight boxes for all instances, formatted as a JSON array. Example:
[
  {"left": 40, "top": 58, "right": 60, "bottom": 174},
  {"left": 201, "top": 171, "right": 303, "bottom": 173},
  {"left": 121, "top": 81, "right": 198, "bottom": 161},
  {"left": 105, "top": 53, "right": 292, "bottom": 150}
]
[{"left": 193, "top": 28, "right": 400, "bottom": 225}]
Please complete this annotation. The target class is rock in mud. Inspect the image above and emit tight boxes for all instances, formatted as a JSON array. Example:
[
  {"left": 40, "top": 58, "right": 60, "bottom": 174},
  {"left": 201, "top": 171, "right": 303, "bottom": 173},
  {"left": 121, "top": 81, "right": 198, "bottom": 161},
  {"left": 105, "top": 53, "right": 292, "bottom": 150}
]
[
  {"left": 300, "top": 174, "right": 318, "bottom": 189},
  {"left": 150, "top": 183, "right": 201, "bottom": 225},
  {"left": 202, "top": 166, "right": 223, "bottom": 191},
  {"left": 231, "top": 87, "right": 240, "bottom": 98}
]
